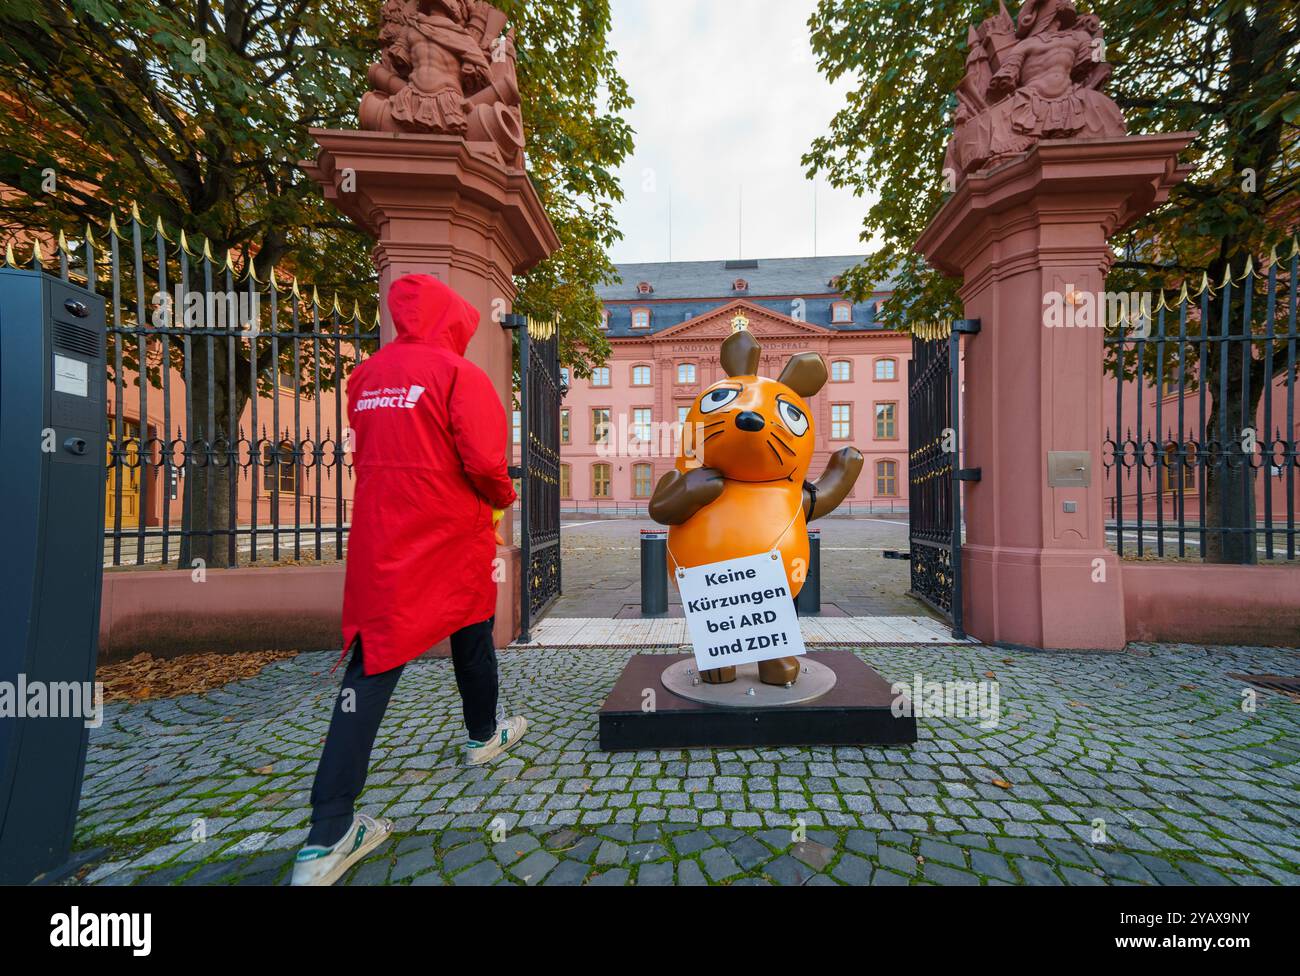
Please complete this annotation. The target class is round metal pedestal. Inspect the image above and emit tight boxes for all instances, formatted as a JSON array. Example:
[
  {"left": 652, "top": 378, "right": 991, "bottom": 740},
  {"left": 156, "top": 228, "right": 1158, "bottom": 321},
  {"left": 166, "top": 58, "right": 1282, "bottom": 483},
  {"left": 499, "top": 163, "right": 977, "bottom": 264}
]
[{"left": 660, "top": 657, "right": 837, "bottom": 707}]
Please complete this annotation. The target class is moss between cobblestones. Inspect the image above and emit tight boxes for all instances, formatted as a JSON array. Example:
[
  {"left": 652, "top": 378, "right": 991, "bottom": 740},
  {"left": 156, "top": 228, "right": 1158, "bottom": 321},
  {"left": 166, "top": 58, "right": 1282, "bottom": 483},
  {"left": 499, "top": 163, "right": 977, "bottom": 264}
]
[{"left": 68, "top": 643, "right": 1300, "bottom": 886}]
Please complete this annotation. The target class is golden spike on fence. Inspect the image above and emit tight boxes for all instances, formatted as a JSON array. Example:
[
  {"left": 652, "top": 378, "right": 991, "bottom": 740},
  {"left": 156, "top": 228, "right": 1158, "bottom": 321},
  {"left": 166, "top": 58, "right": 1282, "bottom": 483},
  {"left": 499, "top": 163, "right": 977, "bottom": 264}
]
[
  {"left": 1218, "top": 263, "right": 1232, "bottom": 290},
  {"left": 352, "top": 298, "right": 362, "bottom": 321},
  {"left": 155, "top": 215, "right": 170, "bottom": 242},
  {"left": 291, "top": 275, "right": 302, "bottom": 299},
  {"left": 222, "top": 248, "right": 235, "bottom": 274},
  {"left": 246, "top": 256, "right": 263, "bottom": 284},
  {"left": 1197, "top": 271, "right": 1210, "bottom": 296},
  {"left": 84, "top": 225, "right": 96, "bottom": 251},
  {"left": 1178, "top": 281, "right": 1189, "bottom": 305},
  {"left": 1155, "top": 290, "right": 1170, "bottom": 313},
  {"left": 373, "top": 306, "right": 381, "bottom": 328},
  {"left": 1292, "top": 236, "right": 1300, "bottom": 259},
  {"left": 4, "top": 242, "right": 15, "bottom": 268},
  {"left": 310, "top": 285, "right": 321, "bottom": 308},
  {"left": 33, "top": 239, "right": 43, "bottom": 264},
  {"left": 131, "top": 201, "right": 143, "bottom": 225},
  {"left": 331, "top": 292, "right": 342, "bottom": 315},
  {"left": 108, "top": 212, "right": 121, "bottom": 238},
  {"left": 202, "top": 239, "right": 214, "bottom": 262},
  {"left": 1239, "top": 255, "right": 1254, "bottom": 281},
  {"left": 179, "top": 228, "right": 190, "bottom": 254},
  {"left": 1269, "top": 243, "right": 1279, "bottom": 267},
  {"left": 57, "top": 229, "right": 69, "bottom": 253}
]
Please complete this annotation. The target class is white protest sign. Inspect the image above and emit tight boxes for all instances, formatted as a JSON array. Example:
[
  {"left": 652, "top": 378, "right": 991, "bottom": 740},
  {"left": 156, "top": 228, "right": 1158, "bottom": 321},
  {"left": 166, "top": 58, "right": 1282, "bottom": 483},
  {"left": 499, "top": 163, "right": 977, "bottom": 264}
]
[{"left": 677, "top": 551, "right": 806, "bottom": 672}]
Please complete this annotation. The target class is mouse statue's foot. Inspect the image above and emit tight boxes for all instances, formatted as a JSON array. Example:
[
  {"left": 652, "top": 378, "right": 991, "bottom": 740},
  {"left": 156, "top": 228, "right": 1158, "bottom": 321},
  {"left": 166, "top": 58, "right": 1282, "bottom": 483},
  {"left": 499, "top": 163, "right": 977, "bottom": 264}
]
[
  {"left": 757, "top": 657, "right": 800, "bottom": 687},
  {"left": 700, "top": 666, "right": 736, "bottom": 684}
]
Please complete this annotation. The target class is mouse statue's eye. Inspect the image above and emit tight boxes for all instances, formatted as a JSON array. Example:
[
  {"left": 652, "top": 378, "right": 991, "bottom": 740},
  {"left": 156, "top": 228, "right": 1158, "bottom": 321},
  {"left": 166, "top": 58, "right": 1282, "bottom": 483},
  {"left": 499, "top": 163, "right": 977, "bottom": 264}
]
[
  {"left": 699, "top": 387, "right": 740, "bottom": 414},
  {"left": 776, "top": 397, "right": 809, "bottom": 436}
]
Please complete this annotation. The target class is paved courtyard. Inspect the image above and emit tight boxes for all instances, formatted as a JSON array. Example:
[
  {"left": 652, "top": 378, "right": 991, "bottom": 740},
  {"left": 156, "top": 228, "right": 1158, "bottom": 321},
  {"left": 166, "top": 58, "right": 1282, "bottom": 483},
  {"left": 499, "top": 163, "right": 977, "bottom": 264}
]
[
  {"left": 71, "top": 640, "right": 1300, "bottom": 886},
  {"left": 552, "top": 515, "right": 920, "bottom": 617}
]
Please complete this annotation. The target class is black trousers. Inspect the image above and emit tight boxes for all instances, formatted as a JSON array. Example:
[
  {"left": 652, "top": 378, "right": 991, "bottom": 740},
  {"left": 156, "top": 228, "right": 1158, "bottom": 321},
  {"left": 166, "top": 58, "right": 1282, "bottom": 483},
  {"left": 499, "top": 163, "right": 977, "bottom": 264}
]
[{"left": 307, "top": 616, "right": 498, "bottom": 847}]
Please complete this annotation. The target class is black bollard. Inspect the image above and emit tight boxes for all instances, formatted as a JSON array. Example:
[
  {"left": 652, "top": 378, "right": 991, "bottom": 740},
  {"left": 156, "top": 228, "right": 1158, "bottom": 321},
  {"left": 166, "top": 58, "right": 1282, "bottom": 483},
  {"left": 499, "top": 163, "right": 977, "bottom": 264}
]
[
  {"left": 795, "top": 527, "right": 821, "bottom": 616},
  {"left": 640, "top": 529, "right": 668, "bottom": 616}
]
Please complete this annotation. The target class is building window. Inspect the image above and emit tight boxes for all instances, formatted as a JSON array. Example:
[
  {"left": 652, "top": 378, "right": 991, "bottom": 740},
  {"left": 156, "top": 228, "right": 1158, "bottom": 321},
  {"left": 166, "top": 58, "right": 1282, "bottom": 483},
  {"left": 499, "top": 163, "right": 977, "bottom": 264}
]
[
  {"left": 560, "top": 408, "right": 570, "bottom": 444},
  {"left": 677, "top": 405, "right": 691, "bottom": 425},
  {"left": 560, "top": 463, "right": 571, "bottom": 499},
  {"left": 591, "top": 366, "right": 610, "bottom": 387},
  {"left": 263, "top": 440, "right": 297, "bottom": 493},
  {"left": 600, "top": 308, "right": 609, "bottom": 330},
  {"left": 512, "top": 410, "right": 521, "bottom": 445},
  {"left": 560, "top": 367, "right": 570, "bottom": 387},
  {"left": 631, "top": 307, "right": 650, "bottom": 329},
  {"left": 875, "top": 402, "right": 897, "bottom": 439},
  {"left": 875, "top": 358, "right": 897, "bottom": 381},
  {"left": 633, "top": 408, "right": 652, "bottom": 442},
  {"left": 633, "top": 462, "right": 653, "bottom": 498},
  {"left": 677, "top": 362, "right": 696, "bottom": 384},
  {"left": 1164, "top": 443, "right": 1195, "bottom": 491},
  {"left": 632, "top": 364, "right": 651, "bottom": 386},
  {"left": 592, "top": 462, "right": 612, "bottom": 498},
  {"left": 591, "top": 407, "right": 611, "bottom": 444},
  {"left": 831, "top": 403, "right": 852, "bottom": 440},
  {"left": 830, "top": 360, "right": 851, "bottom": 382},
  {"left": 832, "top": 301, "right": 852, "bottom": 323},
  {"left": 876, "top": 459, "right": 898, "bottom": 496}
]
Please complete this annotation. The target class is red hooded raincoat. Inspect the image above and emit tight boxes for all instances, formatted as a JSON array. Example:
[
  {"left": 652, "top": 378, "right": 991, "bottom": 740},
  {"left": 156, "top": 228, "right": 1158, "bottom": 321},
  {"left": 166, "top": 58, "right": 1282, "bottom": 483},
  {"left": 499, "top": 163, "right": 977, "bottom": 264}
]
[{"left": 341, "top": 274, "right": 516, "bottom": 674}]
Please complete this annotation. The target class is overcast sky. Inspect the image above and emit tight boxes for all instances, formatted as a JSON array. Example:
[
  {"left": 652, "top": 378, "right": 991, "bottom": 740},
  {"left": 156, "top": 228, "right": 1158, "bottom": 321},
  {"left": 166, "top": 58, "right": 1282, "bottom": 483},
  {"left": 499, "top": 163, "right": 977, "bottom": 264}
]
[{"left": 605, "top": 0, "right": 878, "bottom": 265}]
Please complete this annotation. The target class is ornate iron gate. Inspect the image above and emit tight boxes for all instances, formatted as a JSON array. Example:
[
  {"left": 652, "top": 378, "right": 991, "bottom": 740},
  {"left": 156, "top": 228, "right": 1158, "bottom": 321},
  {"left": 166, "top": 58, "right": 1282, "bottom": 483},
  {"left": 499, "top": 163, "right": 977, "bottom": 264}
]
[
  {"left": 907, "top": 319, "right": 979, "bottom": 639},
  {"left": 510, "top": 314, "right": 562, "bottom": 641}
]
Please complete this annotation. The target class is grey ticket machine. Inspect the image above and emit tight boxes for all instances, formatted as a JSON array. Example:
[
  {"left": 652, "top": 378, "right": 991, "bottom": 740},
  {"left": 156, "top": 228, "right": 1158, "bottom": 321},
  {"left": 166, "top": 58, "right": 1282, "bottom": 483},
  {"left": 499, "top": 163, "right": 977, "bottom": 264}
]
[{"left": 0, "top": 267, "right": 107, "bottom": 883}]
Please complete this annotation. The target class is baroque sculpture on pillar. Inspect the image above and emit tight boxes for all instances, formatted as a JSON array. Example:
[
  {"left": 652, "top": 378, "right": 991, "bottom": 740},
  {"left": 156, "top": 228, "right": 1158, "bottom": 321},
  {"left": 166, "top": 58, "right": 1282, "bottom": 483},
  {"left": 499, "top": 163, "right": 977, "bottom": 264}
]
[
  {"left": 944, "top": 0, "right": 1126, "bottom": 183},
  {"left": 359, "top": 0, "right": 525, "bottom": 167},
  {"left": 916, "top": 0, "right": 1195, "bottom": 652}
]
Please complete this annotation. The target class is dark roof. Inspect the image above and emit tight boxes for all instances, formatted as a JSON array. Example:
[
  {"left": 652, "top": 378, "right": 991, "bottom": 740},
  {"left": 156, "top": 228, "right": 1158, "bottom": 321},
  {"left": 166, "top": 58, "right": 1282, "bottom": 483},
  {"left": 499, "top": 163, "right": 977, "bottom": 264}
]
[{"left": 597, "top": 255, "right": 887, "bottom": 302}]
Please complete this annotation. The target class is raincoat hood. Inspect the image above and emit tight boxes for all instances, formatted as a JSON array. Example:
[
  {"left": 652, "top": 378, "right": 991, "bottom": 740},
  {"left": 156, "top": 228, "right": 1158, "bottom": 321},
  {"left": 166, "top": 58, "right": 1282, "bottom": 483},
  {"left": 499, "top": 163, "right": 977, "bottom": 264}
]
[{"left": 388, "top": 273, "right": 480, "bottom": 354}]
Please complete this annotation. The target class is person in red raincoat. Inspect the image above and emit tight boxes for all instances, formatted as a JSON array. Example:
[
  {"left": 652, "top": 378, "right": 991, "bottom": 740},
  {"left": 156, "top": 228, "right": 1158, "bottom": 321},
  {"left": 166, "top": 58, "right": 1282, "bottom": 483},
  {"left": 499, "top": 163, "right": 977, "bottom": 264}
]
[{"left": 293, "top": 274, "right": 528, "bottom": 886}]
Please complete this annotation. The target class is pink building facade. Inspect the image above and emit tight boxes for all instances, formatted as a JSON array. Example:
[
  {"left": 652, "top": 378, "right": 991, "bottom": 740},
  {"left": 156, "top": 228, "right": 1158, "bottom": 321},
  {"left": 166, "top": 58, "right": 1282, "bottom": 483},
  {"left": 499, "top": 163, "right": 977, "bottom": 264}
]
[{"left": 529, "top": 256, "right": 910, "bottom": 510}]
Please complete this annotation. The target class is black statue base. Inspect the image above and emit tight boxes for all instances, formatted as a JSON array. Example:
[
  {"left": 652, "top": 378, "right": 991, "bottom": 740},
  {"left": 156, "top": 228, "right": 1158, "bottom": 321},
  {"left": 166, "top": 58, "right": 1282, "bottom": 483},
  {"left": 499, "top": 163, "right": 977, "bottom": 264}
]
[{"left": 598, "top": 650, "right": 916, "bottom": 751}]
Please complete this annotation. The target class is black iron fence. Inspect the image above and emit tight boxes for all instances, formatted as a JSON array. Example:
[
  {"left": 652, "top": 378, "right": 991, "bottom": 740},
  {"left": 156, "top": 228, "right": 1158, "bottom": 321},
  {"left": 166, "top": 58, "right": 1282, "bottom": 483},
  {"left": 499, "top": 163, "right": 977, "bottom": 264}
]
[
  {"left": 510, "top": 313, "right": 562, "bottom": 640},
  {"left": 907, "top": 318, "right": 979, "bottom": 639},
  {"left": 5, "top": 209, "right": 380, "bottom": 568},
  {"left": 1103, "top": 248, "right": 1299, "bottom": 562}
]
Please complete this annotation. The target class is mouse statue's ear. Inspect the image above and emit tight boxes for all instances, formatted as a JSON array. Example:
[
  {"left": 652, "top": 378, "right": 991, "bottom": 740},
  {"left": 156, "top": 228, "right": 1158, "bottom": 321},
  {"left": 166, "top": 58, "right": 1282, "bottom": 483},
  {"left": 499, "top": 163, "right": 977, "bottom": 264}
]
[
  {"left": 720, "top": 329, "right": 762, "bottom": 377},
  {"left": 778, "top": 352, "right": 828, "bottom": 398}
]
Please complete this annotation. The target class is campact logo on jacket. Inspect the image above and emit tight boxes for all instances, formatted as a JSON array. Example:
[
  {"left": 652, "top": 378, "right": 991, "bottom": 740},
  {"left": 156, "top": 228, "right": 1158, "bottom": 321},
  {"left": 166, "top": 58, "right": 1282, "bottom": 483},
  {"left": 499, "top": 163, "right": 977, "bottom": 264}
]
[{"left": 353, "top": 385, "right": 425, "bottom": 412}]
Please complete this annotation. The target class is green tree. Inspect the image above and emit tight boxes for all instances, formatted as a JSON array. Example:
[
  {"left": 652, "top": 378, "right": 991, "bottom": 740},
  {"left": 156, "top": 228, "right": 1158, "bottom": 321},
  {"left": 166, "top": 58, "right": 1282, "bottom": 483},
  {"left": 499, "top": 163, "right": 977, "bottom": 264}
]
[
  {"left": 805, "top": 0, "right": 1298, "bottom": 563},
  {"left": 0, "top": 0, "right": 630, "bottom": 564}
]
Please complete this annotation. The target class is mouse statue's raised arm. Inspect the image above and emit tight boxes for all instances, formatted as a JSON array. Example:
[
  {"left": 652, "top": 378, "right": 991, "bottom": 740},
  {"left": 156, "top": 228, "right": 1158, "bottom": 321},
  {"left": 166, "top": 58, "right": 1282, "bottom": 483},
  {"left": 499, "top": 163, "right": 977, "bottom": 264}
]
[{"left": 649, "top": 329, "right": 863, "bottom": 688}]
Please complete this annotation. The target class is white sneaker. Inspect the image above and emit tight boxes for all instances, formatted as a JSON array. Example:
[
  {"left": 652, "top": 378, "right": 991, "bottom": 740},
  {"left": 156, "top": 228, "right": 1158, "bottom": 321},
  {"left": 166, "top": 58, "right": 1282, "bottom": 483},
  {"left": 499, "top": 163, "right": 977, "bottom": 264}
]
[
  {"left": 290, "top": 813, "right": 393, "bottom": 887},
  {"left": 464, "top": 715, "right": 528, "bottom": 766}
]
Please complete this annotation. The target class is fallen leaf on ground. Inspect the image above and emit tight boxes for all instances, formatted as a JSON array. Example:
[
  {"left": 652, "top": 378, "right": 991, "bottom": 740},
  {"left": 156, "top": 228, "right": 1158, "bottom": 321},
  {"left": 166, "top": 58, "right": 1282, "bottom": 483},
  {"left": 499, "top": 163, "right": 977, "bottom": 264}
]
[
  {"left": 97, "top": 649, "right": 300, "bottom": 702},
  {"left": 992, "top": 778, "right": 1014, "bottom": 789}
]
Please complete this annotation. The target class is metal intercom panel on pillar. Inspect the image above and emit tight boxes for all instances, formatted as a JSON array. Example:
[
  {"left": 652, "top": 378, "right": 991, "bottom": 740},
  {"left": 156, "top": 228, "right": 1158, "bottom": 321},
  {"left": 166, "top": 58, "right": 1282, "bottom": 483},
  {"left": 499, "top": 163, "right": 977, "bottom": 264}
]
[{"left": 0, "top": 267, "right": 107, "bottom": 883}]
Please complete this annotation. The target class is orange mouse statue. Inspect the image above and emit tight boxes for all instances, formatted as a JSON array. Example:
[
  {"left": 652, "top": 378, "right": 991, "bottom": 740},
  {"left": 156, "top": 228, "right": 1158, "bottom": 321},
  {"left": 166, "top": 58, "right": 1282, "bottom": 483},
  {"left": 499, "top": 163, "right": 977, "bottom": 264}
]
[{"left": 649, "top": 329, "right": 863, "bottom": 688}]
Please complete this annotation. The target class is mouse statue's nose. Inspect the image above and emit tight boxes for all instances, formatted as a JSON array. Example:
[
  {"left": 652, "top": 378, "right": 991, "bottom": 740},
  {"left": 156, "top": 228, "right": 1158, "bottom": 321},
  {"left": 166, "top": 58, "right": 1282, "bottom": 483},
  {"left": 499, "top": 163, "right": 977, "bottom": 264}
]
[{"left": 734, "top": 411, "right": 765, "bottom": 432}]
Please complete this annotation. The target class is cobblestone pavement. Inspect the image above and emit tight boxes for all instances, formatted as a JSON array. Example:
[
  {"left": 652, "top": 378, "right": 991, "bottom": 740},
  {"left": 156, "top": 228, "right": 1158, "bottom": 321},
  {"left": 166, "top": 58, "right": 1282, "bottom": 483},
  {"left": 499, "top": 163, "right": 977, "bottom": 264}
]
[
  {"left": 71, "top": 641, "right": 1300, "bottom": 886},
  {"left": 553, "top": 516, "right": 920, "bottom": 617}
]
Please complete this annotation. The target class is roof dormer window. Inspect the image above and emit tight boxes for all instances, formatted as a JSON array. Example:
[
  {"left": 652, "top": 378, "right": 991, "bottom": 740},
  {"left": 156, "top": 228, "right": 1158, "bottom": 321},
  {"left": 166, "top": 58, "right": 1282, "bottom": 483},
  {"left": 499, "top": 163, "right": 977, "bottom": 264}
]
[
  {"left": 636, "top": 281, "right": 653, "bottom": 295},
  {"left": 832, "top": 300, "right": 853, "bottom": 324},
  {"left": 732, "top": 278, "right": 749, "bottom": 292}
]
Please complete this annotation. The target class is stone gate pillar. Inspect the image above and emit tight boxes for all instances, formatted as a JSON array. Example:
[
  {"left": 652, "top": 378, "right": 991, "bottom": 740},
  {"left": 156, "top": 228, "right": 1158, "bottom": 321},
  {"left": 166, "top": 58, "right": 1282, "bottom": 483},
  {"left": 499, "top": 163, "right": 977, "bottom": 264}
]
[
  {"left": 301, "top": 3, "right": 560, "bottom": 648},
  {"left": 914, "top": 3, "right": 1193, "bottom": 650}
]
